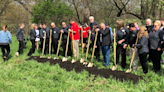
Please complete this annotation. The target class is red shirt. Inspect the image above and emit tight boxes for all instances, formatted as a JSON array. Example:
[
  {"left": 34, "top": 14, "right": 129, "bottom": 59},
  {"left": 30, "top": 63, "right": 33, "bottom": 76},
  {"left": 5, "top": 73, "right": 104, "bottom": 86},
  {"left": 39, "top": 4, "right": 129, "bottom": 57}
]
[
  {"left": 82, "top": 26, "right": 90, "bottom": 38},
  {"left": 70, "top": 22, "right": 80, "bottom": 40}
]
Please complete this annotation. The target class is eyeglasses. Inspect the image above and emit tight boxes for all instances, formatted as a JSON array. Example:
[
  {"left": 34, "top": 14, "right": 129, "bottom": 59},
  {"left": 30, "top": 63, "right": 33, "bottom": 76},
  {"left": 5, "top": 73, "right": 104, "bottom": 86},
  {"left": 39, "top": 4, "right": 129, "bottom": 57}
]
[{"left": 62, "top": 24, "right": 66, "bottom": 25}]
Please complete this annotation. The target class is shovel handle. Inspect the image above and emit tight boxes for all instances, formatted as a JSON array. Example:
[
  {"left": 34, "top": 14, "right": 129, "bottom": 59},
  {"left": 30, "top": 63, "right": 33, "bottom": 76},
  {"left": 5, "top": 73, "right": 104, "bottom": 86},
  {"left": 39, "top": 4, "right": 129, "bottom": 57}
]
[
  {"left": 72, "top": 30, "right": 75, "bottom": 58},
  {"left": 129, "top": 33, "right": 139, "bottom": 70},
  {"left": 113, "top": 28, "right": 117, "bottom": 66},
  {"left": 81, "top": 28, "right": 84, "bottom": 58},
  {"left": 42, "top": 32, "right": 46, "bottom": 56},
  {"left": 65, "top": 31, "right": 70, "bottom": 57},
  {"left": 86, "top": 31, "right": 91, "bottom": 60},
  {"left": 49, "top": 29, "right": 52, "bottom": 57},
  {"left": 56, "top": 33, "right": 63, "bottom": 58},
  {"left": 91, "top": 32, "right": 98, "bottom": 63}
]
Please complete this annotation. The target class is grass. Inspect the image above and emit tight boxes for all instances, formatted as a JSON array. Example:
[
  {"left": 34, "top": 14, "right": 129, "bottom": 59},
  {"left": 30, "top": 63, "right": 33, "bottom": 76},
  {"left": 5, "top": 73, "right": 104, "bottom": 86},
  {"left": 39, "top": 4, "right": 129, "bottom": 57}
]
[{"left": 0, "top": 36, "right": 164, "bottom": 92}]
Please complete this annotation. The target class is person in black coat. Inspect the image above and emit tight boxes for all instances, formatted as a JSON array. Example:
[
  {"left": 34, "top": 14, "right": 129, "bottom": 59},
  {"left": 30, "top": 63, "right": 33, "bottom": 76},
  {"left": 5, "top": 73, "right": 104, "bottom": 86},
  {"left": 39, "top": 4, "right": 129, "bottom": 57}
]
[
  {"left": 27, "top": 23, "right": 36, "bottom": 56},
  {"left": 95, "top": 23, "right": 111, "bottom": 66},
  {"left": 113, "top": 19, "right": 128, "bottom": 68},
  {"left": 16, "top": 23, "right": 25, "bottom": 56},
  {"left": 60, "top": 22, "right": 72, "bottom": 57},
  {"left": 42, "top": 23, "right": 50, "bottom": 55},
  {"left": 149, "top": 21, "right": 163, "bottom": 73},
  {"left": 51, "top": 22, "right": 60, "bottom": 54},
  {"left": 134, "top": 26, "right": 149, "bottom": 74}
]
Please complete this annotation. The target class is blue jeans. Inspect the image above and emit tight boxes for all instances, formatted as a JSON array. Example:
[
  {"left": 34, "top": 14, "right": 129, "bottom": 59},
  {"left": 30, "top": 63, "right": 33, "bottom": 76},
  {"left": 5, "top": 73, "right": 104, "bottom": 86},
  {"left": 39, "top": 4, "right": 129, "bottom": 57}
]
[{"left": 102, "top": 46, "right": 110, "bottom": 66}]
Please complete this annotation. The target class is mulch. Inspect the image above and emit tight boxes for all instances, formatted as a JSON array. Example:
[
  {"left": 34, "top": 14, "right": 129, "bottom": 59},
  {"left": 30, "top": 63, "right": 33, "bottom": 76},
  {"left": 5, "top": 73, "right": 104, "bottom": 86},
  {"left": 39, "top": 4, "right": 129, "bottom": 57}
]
[{"left": 26, "top": 56, "right": 143, "bottom": 84}]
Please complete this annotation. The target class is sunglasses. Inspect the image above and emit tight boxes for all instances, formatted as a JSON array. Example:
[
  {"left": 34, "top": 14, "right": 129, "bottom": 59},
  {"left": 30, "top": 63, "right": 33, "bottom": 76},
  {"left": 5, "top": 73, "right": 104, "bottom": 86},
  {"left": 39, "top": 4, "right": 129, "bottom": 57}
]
[{"left": 154, "top": 25, "right": 158, "bottom": 27}]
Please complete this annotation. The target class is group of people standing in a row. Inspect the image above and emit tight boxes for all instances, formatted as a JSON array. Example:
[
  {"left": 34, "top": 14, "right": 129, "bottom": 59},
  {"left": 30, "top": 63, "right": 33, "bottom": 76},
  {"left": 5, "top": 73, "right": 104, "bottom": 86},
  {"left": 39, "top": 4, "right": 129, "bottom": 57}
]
[{"left": 0, "top": 16, "right": 164, "bottom": 74}]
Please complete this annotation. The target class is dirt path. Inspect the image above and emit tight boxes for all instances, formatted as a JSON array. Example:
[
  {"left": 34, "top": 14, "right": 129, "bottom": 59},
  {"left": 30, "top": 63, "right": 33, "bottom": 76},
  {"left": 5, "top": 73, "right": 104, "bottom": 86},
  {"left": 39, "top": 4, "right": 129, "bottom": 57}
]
[{"left": 26, "top": 56, "right": 143, "bottom": 84}]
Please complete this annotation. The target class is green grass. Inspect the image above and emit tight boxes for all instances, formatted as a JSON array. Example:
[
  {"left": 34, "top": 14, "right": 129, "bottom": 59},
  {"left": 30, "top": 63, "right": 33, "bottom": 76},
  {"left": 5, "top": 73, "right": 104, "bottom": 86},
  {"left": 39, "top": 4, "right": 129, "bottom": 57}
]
[{"left": 0, "top": 37, "right": 164, "bottom": 92}]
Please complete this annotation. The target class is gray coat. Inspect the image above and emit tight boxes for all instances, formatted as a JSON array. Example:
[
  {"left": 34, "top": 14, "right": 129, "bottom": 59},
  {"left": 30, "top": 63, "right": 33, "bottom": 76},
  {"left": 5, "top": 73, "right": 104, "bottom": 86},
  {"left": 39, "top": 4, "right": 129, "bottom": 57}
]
[
  {"left": 30, "top": 29, "right": 36, "bottom": 40},
  {"left": 52, "top": 27, "right": 60, "bottom": 39},
  {"left": 134, "top": 35, "right": 149, "bottom": 54},
  {"left": 149, "top": 29, "right": 162, "bottom": 50},
  {"left": 16, "top": 28, "right": 24, "bottom": 41}
]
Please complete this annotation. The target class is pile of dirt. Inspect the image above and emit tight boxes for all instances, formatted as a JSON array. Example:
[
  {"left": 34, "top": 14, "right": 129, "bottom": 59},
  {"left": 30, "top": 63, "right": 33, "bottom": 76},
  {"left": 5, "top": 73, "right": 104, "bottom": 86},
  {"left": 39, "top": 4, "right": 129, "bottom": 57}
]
[{"left": 26, "top": 56, "right": 143, "bottom": 84}]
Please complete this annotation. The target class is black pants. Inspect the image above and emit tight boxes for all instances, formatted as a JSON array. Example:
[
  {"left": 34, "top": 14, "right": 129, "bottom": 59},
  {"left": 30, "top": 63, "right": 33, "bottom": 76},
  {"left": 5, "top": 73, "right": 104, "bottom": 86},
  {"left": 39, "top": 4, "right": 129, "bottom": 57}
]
[
  {"left": 150, "top": 49, "right": 162, "bottom": 72},
  {"left": 95, "top": 41, "right": 101, "bottom": 62},
  {"left": 139, "top": 53, "right": 148, "bottom": 74},
  {"left": 44, "top": 38, "right": 49, "bottom": 55},
  {"left": 27, "top": 40, "right": 35, "bottom": 56},
  {"left": 40, "top": 38, "right": 43, "bottom": 50},
  {"left": 52, "top": 39, "right": 58, "bottom": 54},
  {"left": 116, "top": 45, "right": 127, "bottom": 68},
  {"left": 0, "top": 45, "right": 10, "bottom": 58},
  {"left": 62, "top": 39, "right": 72, "bottom": 57},
  {"left": 18, "top": 41, "right": 25, "bottom": 54}
]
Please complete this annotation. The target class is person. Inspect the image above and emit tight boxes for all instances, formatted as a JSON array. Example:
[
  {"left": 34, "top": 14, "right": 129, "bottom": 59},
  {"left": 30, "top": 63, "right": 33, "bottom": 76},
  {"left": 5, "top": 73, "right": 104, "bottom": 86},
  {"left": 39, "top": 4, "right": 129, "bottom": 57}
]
[
  {"left": 149, "top": 20, "right": 162, "bottom": 73},
  {"left": 61, "top": 22, "right": 72, "bottom": 57},
  {"left": 124, "top": 23, "right": 139, "bottom": 70},
  {"left": 134, "top": 26, "right": 149, "bottom": 74},
  {"left": 51, "top": 22, "right": 60, "bottom": 54},
  {"left": 39, "top": 24, "right": 44, "bottom": 50},
  {"left": 105, "top": 23, "right": 113, "bottom": 40},
  {"left": 146, "top": 19, "right": 154, "bottom": 33},
  {"left": 16, "top": 23, "right": 25, "bottom": 56},
  {"left": 134, "top": 22, "right": 139, "bottom": 30},
  {"left": 89, "top": 16, "right": 101, "bottom": 62},
  {"left": 95, "top": 23, "right": 111, "bottom": 67},
  {"left": 126, "top": 23, "right": 130, "bottom": 28},
  {"left": 159, "top": 18, "right": 164, "bottom": 30},
  {"left": 113, "top": 19, "right": 128, "bottom": 68},
  {"left": 0, "top": 25, "right": 12, "bottom": 61},
  {"left": 81, "top": 23, "right": 90, "bottom": 52},
  {"left": 27, "top": 23, "right": 36, "bottom": 56},
  {"left": 35, "top": 25, "right": 40, "bottom": 50},
  {"left": 69, "top": 18, "right": 80, "bottom": 58},
  {"left": 42, "top": 23, "right": 50, "bottom": 55}
]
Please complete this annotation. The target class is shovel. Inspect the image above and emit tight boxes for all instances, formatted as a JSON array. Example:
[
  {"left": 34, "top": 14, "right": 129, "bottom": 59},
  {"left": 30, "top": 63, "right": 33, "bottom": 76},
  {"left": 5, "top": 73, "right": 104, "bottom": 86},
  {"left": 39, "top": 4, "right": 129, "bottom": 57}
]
[
  {"left": 112, "top": 28, "right": 117, "bottom": 71},
  {"left": 40, "top": 32, "right": 46, "bottom": 58},
  {"left": 48, "top": 29, "right": 52, "bottom": 59},
  {"left": 80, "top": 28, "right": 85, "bottom": 63},
  {"left": 54, "top": 33, "right": 63, "bottom": 60},
  {"left": 125, "top": 33, "right": 139, "bottom": 73},
  {"left": 62, "top": 31, "right": 70, "bottom": 62},
  {"left": 83, "top": 30, "right": 91, "bottom": 65},
  {"left": 71, "top": 29, "right": 76, "bottom": 63},
  {"left": 87, "top": 31, "right": 98, "bottom": 67}
]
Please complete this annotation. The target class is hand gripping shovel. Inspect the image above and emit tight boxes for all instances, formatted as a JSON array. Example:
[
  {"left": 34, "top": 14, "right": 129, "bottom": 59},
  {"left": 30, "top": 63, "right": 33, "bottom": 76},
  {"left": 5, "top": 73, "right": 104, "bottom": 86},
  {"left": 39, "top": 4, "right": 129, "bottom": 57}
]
[
  {"left": 125, "top": 33, "right": 139, "bottom": 73},
  {"left": 62, "top": 31, "right": 70, "bottom": 62},
  {"left": 40, "top": 32, "right": 46, "bottom": 58},
  {"left": 71, "top": 29, "right": 76, "bottom": 63},
  {"left": 87, "top": 31, "right": 98, "bottom": 67},
  {"left": 80, "top": 28, "right": 85, "bottom": 63},
  {"left": 112, "top": 28, "right": 117, "bottom": 71},
  {"left": 54, "top": 33, "right": 63, "bottom": 60},
  {"left": 48, "top": 29, "right": 52, "bottom": 59},
  {"left": 83, "top": 30, "right": 91, "bottom": 65}
]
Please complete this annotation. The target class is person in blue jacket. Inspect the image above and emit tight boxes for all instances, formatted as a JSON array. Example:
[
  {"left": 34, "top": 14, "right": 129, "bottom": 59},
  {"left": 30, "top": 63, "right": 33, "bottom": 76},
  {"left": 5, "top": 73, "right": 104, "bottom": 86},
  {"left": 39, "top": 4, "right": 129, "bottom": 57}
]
[{"left": 0, "top": 25, "right": 12, "bottom": 61}]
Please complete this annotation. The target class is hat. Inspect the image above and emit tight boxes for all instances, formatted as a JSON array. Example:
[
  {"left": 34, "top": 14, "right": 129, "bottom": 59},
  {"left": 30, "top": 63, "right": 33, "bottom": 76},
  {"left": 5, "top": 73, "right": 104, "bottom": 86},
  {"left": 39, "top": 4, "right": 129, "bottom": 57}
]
[{"left": 105, "top": 23, "right": 110, "bottom": 26}]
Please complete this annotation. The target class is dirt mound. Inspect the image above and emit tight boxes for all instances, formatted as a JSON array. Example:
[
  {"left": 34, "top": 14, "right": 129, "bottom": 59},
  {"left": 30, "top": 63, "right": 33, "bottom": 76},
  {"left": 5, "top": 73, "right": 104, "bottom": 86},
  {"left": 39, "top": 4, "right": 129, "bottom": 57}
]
[{"left": 26, "top": 56, "right": 143, "bottom": 84}]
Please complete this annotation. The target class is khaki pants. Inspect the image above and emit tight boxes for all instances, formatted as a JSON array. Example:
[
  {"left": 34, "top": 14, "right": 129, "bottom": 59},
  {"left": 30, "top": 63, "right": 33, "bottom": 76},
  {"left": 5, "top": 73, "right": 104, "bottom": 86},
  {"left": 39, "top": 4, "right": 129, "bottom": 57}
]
[
  {"left": 72, "top": 40, "right": 79, "bottom": 58},
  {"left": 129, "top": 48, "right": 139, "bottom": 70}
]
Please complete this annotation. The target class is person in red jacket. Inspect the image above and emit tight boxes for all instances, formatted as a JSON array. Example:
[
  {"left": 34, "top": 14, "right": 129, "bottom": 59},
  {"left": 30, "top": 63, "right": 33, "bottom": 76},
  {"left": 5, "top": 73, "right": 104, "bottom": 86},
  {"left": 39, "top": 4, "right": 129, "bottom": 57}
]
[
  {"left": 69, "top": 18, "right": 80, "bottom": 58},
  {"left": 81, "top": 23, "right": 90, "bottom": 52}
]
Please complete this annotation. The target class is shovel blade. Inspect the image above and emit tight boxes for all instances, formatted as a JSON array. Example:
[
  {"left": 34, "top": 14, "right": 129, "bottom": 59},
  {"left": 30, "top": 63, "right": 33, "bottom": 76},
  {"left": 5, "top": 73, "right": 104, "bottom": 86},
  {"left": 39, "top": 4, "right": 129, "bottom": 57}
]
[
  {"left": 125, "top": 69, "right": 132, "bottom": 73},
  {"left": 54, "top": 57, "right": 58, "bottom": 60},
  {"left": 40, "top": 56, "right": 45, "bottom": 58},
  {"left": 112, "top": 65, "right": 117, "bottom": 71},
  {"left": 62, "top": 57, "right": 68, "bottom": 62},
  {"left": 83, "top": 62, "right": 88, "bottom": 65},
  {"left": 80, "top": 58, "right": 85, "bottom": 63},
  {"left": 48, "top": 56, "right": 51, "bottom": 59},
  {"left": 71, "top": 59, "right": 76, "bottom": 63},
  {"left": 87, "top": 62, "right": 94, "bottom": 67}
]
